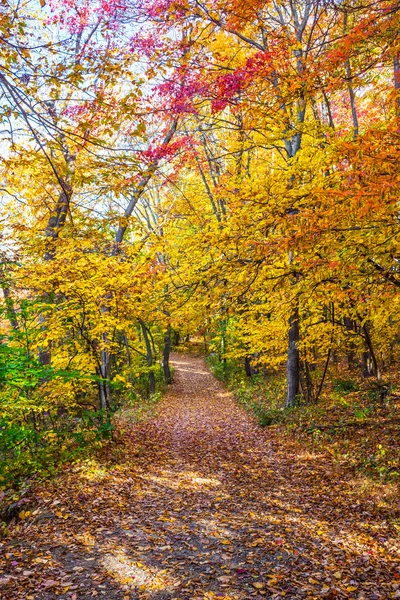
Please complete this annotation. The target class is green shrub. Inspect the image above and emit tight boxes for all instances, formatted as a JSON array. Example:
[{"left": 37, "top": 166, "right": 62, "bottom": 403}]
[
  {"left": 0, "top": 341, "right": 115, "bottom": 488},
  {"left": 252, "top": 406, "right": 286, "bottom": 427},
  {"left": 206, "top": 354, "right": 238, "bottom": 383},
  {"left": 332, "top": 378, "right": 359, "bottom": 394}
]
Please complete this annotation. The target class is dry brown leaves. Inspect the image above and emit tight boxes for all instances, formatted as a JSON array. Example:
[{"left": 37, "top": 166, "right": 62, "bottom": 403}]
[{"left": 0, "top": 353, "right": 399, "bottom": 599}]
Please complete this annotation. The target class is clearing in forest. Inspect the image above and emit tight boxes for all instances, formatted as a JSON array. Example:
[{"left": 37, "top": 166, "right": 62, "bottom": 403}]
[{"left": 0, "top": 353, "right": 399, "bottom": 599}]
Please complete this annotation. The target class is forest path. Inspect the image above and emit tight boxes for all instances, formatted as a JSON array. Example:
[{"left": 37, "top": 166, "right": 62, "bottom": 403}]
[{"left": 1, "top": 353, "right": 399, "bottom": 599}]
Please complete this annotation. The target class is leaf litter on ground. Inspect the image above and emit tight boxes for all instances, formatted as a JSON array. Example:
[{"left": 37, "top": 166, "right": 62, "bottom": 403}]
[{"left": 0, "top": 353, "right": 399, "bottom": 599}]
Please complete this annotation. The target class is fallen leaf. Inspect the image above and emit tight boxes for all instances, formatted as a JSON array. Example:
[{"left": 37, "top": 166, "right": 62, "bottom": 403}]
[{"left": 253, "top": 582, "right": 265, "bottom": 590}]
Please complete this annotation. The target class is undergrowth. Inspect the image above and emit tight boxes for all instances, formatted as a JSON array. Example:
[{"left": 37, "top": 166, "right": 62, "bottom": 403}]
[
  {"left": 207, "top": 354, "right": 400, "bottom": 488},
  {"left": 0, "top": 353, "right": 169, "bottom": 516}
]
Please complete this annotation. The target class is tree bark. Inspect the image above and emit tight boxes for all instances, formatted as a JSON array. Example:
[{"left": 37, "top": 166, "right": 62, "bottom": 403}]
[
  {"left": 173, "top": 330, "right": 180, "bottom": 347},
  {"left": 124, "top": 335, "right": 134, "bottom": 386},
  {"left": 99, "top": 345, "right": 111, "bottom": 410},
  {"left": 343, "top": 11, "right": 359, "bottom": 139},
  {"left": 286, "top": 306, "right": 300, "bottom": 407},
  {"left": 39, "top": 161, "right": 76, "bottom": 367},
  {"left": 162, "top": 327, "right": 172, "bottom": 384},
  {"left": 141, "top": 322, "right": 156, "bottom": 396},
  {"left": 362, "top": 323, "right": 383, "bottom": 398},
  {"left": 244, "top": 356, "right": 254, "bottom": 377},
  {"left": 344, "top": 316, "right": 357, "bottom": 369},
  {"left": 394, "top": 52, "right": 400, "bottom": 133}
]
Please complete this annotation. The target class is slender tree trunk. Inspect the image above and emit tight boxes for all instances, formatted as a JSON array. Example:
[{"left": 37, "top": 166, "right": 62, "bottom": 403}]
[
  {"left": 300, "top": 357, "right": 314, "bottom": 404},
  {"left": 194, "top": 153, "right": 221, "bottom": 223},
  {"left": 141, "top": 322, "right": 156, "bottom": 396},
  {"left": 162, "top": 326, "right": 172, "bottom": 384},
  {"left": 362, "top": 324, "right": 382, "bottom": 389},
  {"left": 96, "top": 368, "right": 107, "bottom": 411},
  {"left": 244, "top": 356, "right": 254, "bottom": 377},
  {"left": 321, "top": 89, "right": 335, "bottom": 128},
  {"left": 286, "top": 305, "right": 300, "bottom": 407},
  {"left": 1, "top": 283, "right": 19, "bottom": 332},
  {"left": 124, "top": 335, "right": 134, "bottom": 386},
  {"left": 346, "top": 62, "right": 359, "bottom": 139},
  {"left": 343, "top": 11, "right": 359, "bottom": 139},
  {"left": 394, "top": 52, "right": 400, "bottom": 133},
  {"left": 344, "top": 316, "right": 356, "bottom": 369},
  {"left": 279, "top": 25, "right": 306, "bottom": 409},
  {"left": 173, "top": 330, "right": 180, "bottom": 347},
  {"left": 99, "top": 344, "right": 111, "bottom": 410},
  {"left": 220, "top": 318, "right": 227, "bottom": 363},
  {"left": 38, "top": 325, "right": 51, "bottom": 366},
  {"left": 39, "top": 169, "right": 75, "bottom": 367},
  {"left": 203, "top": 330, "right": 208, "bottom": 354},
  {"left": 362, "top": 349, "right": 372, "bottom": 378}
]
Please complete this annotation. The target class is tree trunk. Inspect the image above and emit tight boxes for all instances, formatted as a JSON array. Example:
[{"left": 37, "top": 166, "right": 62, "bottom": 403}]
[
  {"left": 362, "top": 350, "right": 373, "bottom": 378},
  {"left": 346, "top": 61, "right": 359, "bottom": 139},
  {"left": 344, "top": 316, "right": 357, "bottom": 369},
  {"left": 39, "top": 169, "right": 75, "bottom": 367},
  {"left": 343, "top": 11, "right": 359, "bottom": 139},
  {"left": 1, "top": 282, "right": 19, "bottom": 332},
  {"left": 141, "top": 322, "right": 156, "bottom": 395},
  {"left": 95, "top": 366, "right": 107, "bottom": 411},
  {"left": 124, "top": 335, "right": 134, "bottom": 386},
  {"left": 362, "top": 323, "right": 384, "bottom": 400},
  {"left": 99, "top": 343, "right": 111, "bottom": 410},
  {"left": 244, "top": 356, "right": 254, "bottom": 377},
  {"left": 162, "top": 327, "right": 172, "bottom": 384},
  {"left": 394, "top": 53, "right": 400, "bottom": 133},
  {"left": 286, "top": 306, "right": 300, "bottom": 407}
]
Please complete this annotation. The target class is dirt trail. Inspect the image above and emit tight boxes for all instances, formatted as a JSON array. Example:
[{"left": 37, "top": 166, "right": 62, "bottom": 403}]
[{"left": 0, "top": 353, "right": 399, "bottom": 599}]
